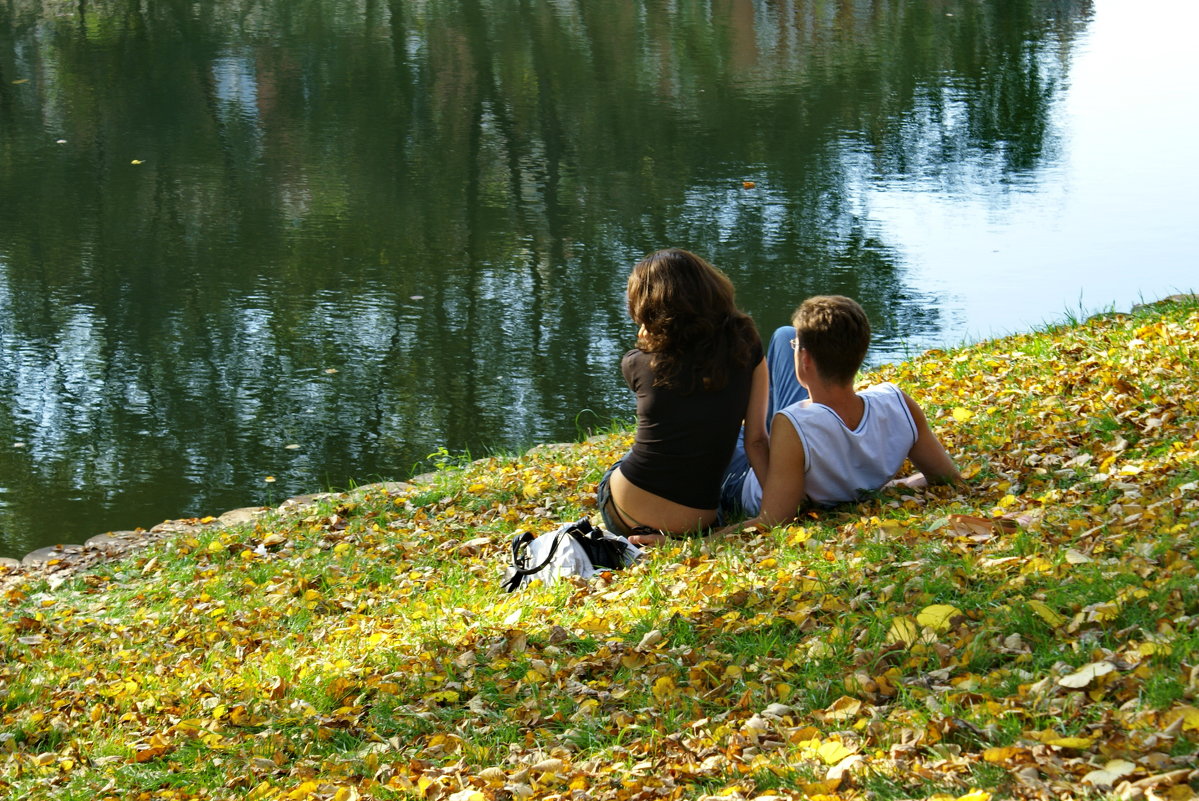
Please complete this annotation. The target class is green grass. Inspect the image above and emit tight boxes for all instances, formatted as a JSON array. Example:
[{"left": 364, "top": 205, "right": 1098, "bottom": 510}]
[{"left": 2, "top": 298, "right": 1199, "bottom": 800}]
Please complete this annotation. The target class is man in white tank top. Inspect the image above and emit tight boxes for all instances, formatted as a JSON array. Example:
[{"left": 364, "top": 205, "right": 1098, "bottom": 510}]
[{"left": 720, "top": 296, "right": 960, "bottom": 532}]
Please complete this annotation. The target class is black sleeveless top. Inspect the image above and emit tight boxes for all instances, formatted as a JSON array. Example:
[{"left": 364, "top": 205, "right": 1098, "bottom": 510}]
[{"left": 619, "top": 338, "right": 763, "bottom": 509}]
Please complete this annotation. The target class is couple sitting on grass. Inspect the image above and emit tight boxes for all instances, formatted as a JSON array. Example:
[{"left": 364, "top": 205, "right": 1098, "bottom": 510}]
[{"left": 597, "top": 248, "right": 961, "bottom": 546}]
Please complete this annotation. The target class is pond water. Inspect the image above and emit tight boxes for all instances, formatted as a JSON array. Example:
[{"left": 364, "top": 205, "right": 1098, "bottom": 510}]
[{"left": 1, "top": 0, "right": 1196, "bottom": 557}]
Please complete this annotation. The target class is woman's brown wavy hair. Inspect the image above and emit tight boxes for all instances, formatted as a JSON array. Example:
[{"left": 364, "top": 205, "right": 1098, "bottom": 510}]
[{"left": 626, "top": 248, "right": 759, "bottom": 393}]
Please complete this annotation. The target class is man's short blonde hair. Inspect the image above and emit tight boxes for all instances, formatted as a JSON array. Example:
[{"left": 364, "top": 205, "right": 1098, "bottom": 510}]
[{"left": 791, "top": 295, "right": 871, "bottom": 384}]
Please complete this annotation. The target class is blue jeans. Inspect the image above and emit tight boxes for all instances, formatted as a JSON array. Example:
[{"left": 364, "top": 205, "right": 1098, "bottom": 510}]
[
  {"left": 595, "top": 460, "right": 624, "bottom": 533},
  {"left": 765, "top": 324, "right": 810, "bottom": 421},
  {"left": 718, "top": 325, "right": 810, "bottom": 518}
]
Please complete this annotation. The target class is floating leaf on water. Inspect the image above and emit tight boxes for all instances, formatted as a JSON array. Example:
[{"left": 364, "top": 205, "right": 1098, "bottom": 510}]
[
  {"left": 130, "top": 159, "right": 144, "bottom": 165},
  {"left": 284, "top": 444, "right": 300, "bottom": 450}
]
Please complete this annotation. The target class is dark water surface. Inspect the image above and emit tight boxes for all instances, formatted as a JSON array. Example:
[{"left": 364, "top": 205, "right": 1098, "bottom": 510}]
[{"left": 1, "top": 0, "right": 1196, "bottom": 557}]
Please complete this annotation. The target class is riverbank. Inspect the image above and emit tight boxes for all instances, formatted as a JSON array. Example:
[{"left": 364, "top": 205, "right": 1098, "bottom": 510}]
[
  {"left": 0, "top": 485, "right": 404, "bottom": 594},
  {"left": 2, "top": 297, "right": 1197, "bottom": 801}
]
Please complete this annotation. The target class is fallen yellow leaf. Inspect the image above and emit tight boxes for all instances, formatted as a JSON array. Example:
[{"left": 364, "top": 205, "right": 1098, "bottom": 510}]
[
  {"left": 446, "top": 791, "right": 483, "bottom": 801},
  {"left": 817, "top": 739, "right": 856, "bottom": 765},
  {"left": 652, "top": 675, "right": 676, "bottom": 701},
  {"left": 1162, "top": 705, "right": 1199, "bottom": 732},
  {"left": 823, "top": 696, "right": 862, "bottom": 722},
  {"left": 246, "top": 782, "right": 276, "bottom": 801},
  {"left": 1082, "top": 760, "right": 1137, "bottom": 787},
  {"left": 917, "top": 604, "right": 961, "bottom": 631},
  {"left": 956, "top": 791, "right": 991, "bottom": 801},
  {"left": 1027, "top": 599, "right": 1067, "bottom": 628},
  {"left": 621, "top": 653, "right": 648, "bottom": 669},
  {"left": 888, "top": 616, "right": 919, "bottom": 646},
  {"left": 1058, "top": 661, "right": 1116, "bottom": 689},
  {"left": 981, "top": 746, "right": 1026, "bottom": 763},
  {"left": 1042, "top": 736, "right": 1095, "bottom": 749}
]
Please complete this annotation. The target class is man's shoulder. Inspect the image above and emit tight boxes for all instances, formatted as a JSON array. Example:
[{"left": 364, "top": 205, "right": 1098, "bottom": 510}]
[
  {"left": 858, "top": 381, "right": 903, "bottom": 398},
  {"left": 859, "top": 382, "right": 915, "bottom": 418},
  {"left": 860, "top": 382, "right": 919, "bottom": 438},
  {"left": 778, "top": 397, "right": 815, "bottom": 417}
]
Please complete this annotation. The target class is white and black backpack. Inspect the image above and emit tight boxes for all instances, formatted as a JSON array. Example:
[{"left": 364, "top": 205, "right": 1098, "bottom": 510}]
[{"left": 501, "top": 517, "right": 640, "bottom": 593}]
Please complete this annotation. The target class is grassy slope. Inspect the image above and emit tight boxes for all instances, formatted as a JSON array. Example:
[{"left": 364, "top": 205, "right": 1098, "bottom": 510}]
[{"left": 1, "top": 299, "right": 1197, "bottom": 801}]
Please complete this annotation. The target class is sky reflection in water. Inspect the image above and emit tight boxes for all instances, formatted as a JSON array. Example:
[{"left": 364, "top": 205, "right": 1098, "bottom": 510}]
[{"left": 0, "top": 0, "right": 1196, "bottom": 555}]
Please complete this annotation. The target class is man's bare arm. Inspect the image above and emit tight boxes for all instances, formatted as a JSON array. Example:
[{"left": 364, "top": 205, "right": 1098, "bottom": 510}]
[
  {"left": 902, "top": 391, "right": 961, "bottom": 485},
  {"left": 718, "top": 412, "right": 807, "bottom": 535}
]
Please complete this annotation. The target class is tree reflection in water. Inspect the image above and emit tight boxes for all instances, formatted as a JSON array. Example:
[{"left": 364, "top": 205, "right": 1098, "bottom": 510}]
[{"left": 0, "top": 0, "right": 1091, "bottom": 554}]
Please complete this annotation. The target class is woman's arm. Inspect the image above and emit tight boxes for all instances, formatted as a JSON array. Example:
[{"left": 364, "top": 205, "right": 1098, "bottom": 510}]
[
  {"left": 902, "top": 392, "right": 961, "bottom": 485},
  {"left": 720, "top": 412, "right": 807, "bottom": 534},
  {"left": 743, "top": 358, "right": 770, "bottom": 485}
]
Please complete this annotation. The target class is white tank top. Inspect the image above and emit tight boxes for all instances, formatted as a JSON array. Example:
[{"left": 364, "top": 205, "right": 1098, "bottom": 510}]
[{"left": 741, "top": 382, "right": 918, "bottom": 511}]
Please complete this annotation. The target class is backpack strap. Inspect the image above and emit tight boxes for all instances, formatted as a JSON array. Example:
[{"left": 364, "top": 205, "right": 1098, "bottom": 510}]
[
  {"left": 502, "top": 529, "right": 567, "bottom": 592},
  {"left": 510, "top": 531, "right": 535, "bottom": 569},
  {"left": 568, "top": 517, "right": 595, "bottom": 538}
]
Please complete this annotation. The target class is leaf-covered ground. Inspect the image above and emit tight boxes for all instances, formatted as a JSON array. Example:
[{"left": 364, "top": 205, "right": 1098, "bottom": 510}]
[{"left": 2, "top": 299, "right": 1197, "bottom": 801}]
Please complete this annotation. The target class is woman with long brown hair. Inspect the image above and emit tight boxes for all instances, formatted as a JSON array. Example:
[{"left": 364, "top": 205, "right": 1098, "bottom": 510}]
[{"left": 597, "top": 248, "right": 769, "bottom": 543}]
